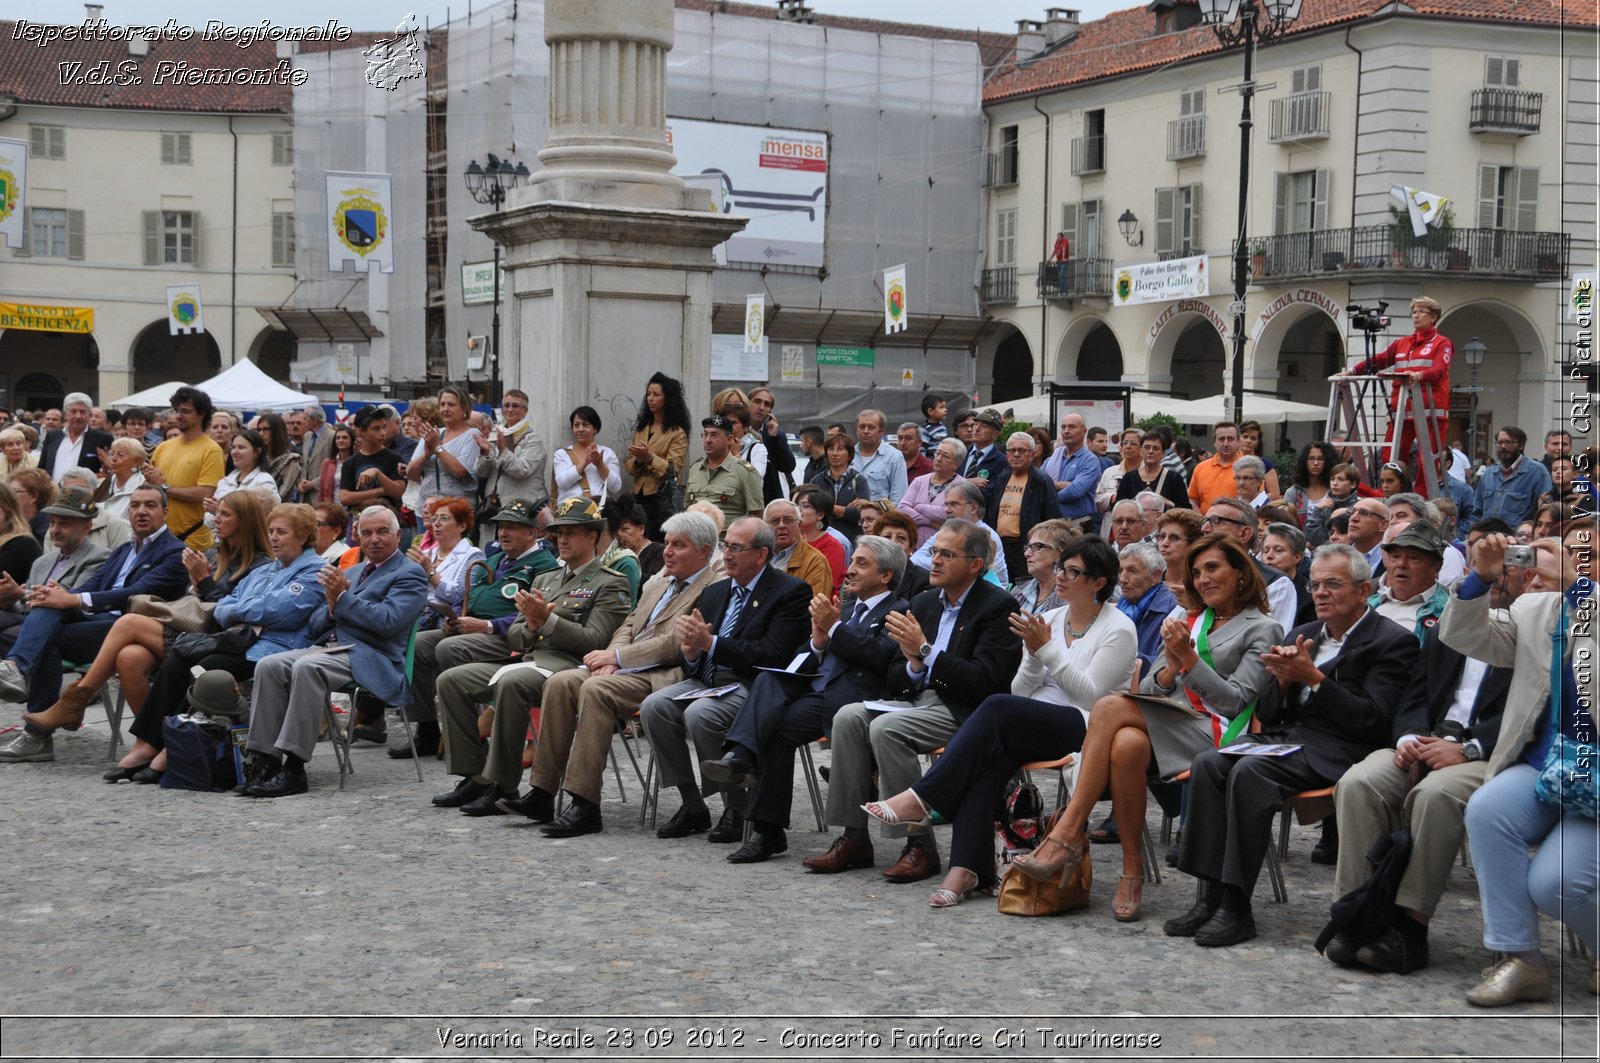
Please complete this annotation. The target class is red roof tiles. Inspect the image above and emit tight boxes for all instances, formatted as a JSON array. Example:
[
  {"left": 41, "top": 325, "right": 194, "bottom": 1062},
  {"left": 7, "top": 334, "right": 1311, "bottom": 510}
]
[{"left": 984, "top": 0, "right": 1598, "bottom": 102}]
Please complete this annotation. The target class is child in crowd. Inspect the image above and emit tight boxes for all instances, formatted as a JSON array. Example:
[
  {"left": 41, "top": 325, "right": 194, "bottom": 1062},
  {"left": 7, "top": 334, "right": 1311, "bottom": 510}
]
[
  {"left": 1306, "top": 462, "right": 1362, "bottom": 545},
  {"left": 919, "top": 393, "right": 948, "bottom": 458}
]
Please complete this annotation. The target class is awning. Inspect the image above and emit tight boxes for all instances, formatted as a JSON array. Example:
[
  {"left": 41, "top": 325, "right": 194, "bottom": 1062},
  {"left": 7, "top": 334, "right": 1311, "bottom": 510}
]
[
  {"left": 710, "top": 304, "right": 996, "bottom": 349},
  {"left": 254, "top": 307, "right": 384, "bottom": 342}
]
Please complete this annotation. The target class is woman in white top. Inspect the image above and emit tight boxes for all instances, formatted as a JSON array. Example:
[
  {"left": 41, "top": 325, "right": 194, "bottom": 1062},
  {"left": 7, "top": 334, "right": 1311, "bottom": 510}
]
[
  {"left": 95, "top": 437, "right": 147, "bottom": 522},
  {"left": 408, "top": 495, "right": 485, "bottom": 624},
  {"left": 864, "top": 536, "right": 1137, "bottom": 910},
  {"left": 207, "top": 429, "right": 280, "bottom": 527},
  {"left": 407, "top": 386, "right": 483, "bottom": 503},
  {"left": 552, "top": 404, "right": 621, "bottom": 505}
]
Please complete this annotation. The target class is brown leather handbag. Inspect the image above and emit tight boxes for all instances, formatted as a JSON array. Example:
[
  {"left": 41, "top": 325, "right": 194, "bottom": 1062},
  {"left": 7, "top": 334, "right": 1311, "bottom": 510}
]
[{"left": 997, "top": 855, "right": 1092, "bottom": 916}]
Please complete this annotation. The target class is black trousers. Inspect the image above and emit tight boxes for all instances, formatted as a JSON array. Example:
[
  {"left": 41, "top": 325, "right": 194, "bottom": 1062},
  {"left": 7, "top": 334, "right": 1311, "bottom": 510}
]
[
  {"left": 999, "top": 536, "right": 1027, "bottom": 590},
  {"left": 911, "top": 693, "right": 1088, "bottom": 887},
  {"left": 637, "top": 490, "right": 672, "bottom": 542},
  {"left": 1176, "top": 740, "right": 1332, "bottom": 899},
  {"left": 732, "top": 671, "right": 835, "bottom": 831},
  {"left": 130, "top": 651, "right": 255, "bottom": 748}
]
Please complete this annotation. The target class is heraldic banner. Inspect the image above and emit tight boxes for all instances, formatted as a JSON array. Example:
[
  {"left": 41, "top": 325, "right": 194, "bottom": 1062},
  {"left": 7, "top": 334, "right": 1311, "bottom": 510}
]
[
  {"left": 325, "top": 172, "right": 394, "bottom": 273},
  {"left": 883, "top": 264, "right": 908, "bottom": 335},
  {"left": 166, "top": 284, "right": 205, "bottom": 336},
  {"left": 0, "top": 139, "right": 26, "bottom": 250}
]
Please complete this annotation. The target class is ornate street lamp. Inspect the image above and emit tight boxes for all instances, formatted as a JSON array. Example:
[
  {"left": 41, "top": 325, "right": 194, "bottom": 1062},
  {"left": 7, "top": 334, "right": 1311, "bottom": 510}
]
[
  {"left": 1198, "top": 0, "right": 1303, "bottom": 426},
  {"left": 1459, "top": 336, "right": 1487, "bottom": 463},
  {"left": 463, "top": 153, "right": 528, "bottom": 403}
]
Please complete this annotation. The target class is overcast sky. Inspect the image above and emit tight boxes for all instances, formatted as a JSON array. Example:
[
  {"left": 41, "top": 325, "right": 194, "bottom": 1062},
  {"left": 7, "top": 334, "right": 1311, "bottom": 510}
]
[{"left": 21, "top": 0, "right": 1128, "bottom": 37}]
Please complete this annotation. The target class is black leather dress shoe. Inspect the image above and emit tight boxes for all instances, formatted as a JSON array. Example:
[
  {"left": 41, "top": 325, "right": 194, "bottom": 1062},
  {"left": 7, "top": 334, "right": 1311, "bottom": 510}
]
[
  {"left": 541, "top": 801, "right": 603, "bottom": 838},
  {"left": 1311, "top": 817, "right": 1339, "bottom": 864},
  {"left": 497, "top": 788, "right": 556, "bottom": 822},
  {"left": 1163, "top": 896, "right": 1220, "bottom": 938},
  {"left": 432, "top": 778, "right": 489, "bottom": 808},
  {"left": 246, "top": 764, "right": 309, "bottom": 799},
  {"left": 700, "top": 752, "right": 757, "bottom": 789},
  {"left": 388, "top": 730, "right": 440, "bottom": 760},
  {"left": 1356, "top": 926, "right": 1429, "bottom": 973},
  {"left": 727, "top": 829, "right": 788, "bottom": 864},
  {"left": 461, "top": 789, "right": 513, "bottom": 816},
  {"left": 707, "top": 806, "right": 744, "bottom": 843},
  {"left": 1194, "top": 907, "right": 1257, "bottom": 947},
  {"left": 656, "top": 805, "right": 712, "bottom": 839},
  {"left": 1324, "top": 931, "right": 1362, "bottom": 967}
]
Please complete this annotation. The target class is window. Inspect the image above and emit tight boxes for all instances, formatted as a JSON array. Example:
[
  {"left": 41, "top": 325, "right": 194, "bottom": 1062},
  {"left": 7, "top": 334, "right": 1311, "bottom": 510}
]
[
  {"left": 22, "top": 208, "right": 84, "bottom": 259},
  {"left": 1476, "top": 165, "right": 1539, "bottom": 230},
  {"left": 143, "top": 210, "right": 201, "bottom": 264},
  {"left": 1154, "top": 185, "right": 1203, "bottom": 256},
  {"left": 160, "top": 131, "right": 192, "bottom": 165},
  {"left": 272, "top": 212, "right": 295, "bottom": 268},
  {"left": 1484, "top": 56, "right": 1521, "bottom": 87},
  {"left": 1060, "top": 198, "right": 1103, "bottom": 258},
  {"left": 986, "top": 125, "right": 1020, "bottom": 187},
  {"left": 1073, "top": 109, "right": 1106, "bottom": 173},
  {"left": 29, "top": 125, "right": 65, "bottom": 159},
  {"left": 272, "top": 131, "right": 293, "bottom": 166},
  {"left": 994, "top": 209, "right": 1017, "bottom": 267},
  {"left": 1291, "top": 64, "right": 1322, "bottom": 95},
  {"left": 1272, "top": 168, "right": 1330, "bottom": 234}
]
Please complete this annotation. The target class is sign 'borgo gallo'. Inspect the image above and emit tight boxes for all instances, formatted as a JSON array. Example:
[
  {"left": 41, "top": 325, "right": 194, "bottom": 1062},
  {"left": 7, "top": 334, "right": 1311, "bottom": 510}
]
[{"left": 0, "top": 302, "right": 94, "bottom": 333}]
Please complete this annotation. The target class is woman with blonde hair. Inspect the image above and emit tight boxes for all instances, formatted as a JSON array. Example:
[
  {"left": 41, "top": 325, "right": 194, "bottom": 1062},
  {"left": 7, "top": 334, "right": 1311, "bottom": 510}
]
[
  {"left": 0, "top": 427, "right": 37, "bottom": 478},
  {"left": 95, "top": 437, "right": 149, "bottom": 521}
]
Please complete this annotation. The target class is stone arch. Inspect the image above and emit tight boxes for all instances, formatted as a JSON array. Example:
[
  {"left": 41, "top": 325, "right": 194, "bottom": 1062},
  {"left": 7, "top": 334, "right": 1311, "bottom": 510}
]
[
  {"left": 1249, "top": 299, "right": 1345, "bottom": 381},
  {"left": 990, "top": 329, "right": 1034, "bottom": 404},
  {"left": 246, "top": 327, "right": 297, "bottom": 383},
  {"left": 1145, "top": 305, "right": 1228, "bottom": 385},
  {"left": 0, "top": 329, "right": 99, "bottom": 409},
  {"left": 975, "top": 321, "right": 1033, "bottom": 404},
  {"left": 1051, "top": 315, "right": 1122, "bottom": 382},
  {"left": 130, "top": 319, "right": 221, "bottom": 391},
  {"left": 1436, "top": 298, "right": 1548, "bottom": 465}
]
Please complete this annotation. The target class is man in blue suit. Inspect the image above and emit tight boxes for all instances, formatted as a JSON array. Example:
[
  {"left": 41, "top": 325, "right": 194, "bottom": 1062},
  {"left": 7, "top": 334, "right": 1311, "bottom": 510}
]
[
  {"left": 0, "top": 484, "right": 188, "bottom": 762},
  {"left": 242, "top": 506, "right": 429, "bottom": 797}
]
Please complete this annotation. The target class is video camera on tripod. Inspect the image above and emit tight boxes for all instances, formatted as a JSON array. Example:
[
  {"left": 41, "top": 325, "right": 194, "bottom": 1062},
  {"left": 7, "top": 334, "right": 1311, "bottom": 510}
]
[{"left": 1346, "top": 302, "right": 1391, "bottom": 333}]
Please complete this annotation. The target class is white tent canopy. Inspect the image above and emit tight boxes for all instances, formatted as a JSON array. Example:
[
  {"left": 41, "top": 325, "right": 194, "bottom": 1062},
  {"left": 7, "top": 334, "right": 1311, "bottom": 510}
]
[
  {"left": 195, "top": 360, "right": 320, "bottom": 412},
  {"left": 1156, "top": 394, "right": 1328, "bottom": 424},
  {"left": 103, "top": 380, "right": 189, "bottom": 410}
]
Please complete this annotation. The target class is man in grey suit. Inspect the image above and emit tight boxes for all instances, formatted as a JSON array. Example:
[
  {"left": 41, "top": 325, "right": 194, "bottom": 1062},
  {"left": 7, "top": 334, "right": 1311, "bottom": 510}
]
[
  {"left": 0, "top": 489, "right": 109, "bottom": 643},
  {"left": 242, "top": 506, "right": 429, "bottom": 797},
  {"left": 295, "top": 405, "right": 336, "bottom": 503}
]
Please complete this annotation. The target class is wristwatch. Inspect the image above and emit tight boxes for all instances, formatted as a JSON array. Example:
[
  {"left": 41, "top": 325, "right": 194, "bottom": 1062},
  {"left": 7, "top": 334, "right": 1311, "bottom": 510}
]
[
  {"left": 916, "top": 641, "right": 933, "bottom": 661},
  {"left": 1462, "top": 738, "right": 1484, "bottom": 762}
]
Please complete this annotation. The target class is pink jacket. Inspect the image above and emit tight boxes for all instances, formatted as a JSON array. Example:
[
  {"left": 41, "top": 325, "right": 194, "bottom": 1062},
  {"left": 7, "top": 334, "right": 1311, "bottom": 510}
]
[{"left": 900, "top": 472, "right": 970, "bottom": 547}]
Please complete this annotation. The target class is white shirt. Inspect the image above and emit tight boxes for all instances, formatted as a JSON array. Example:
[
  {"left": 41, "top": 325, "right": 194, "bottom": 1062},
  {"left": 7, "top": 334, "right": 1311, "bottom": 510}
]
[
  {"left": 49, "top": 429, "right": 87, "bottom": 481},
  {"left": 1013, "top": 605, "right": 1139, "bottom": 718}
]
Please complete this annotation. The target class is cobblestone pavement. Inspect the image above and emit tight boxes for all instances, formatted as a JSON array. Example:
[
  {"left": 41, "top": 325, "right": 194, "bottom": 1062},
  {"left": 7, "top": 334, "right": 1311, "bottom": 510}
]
[{"left": 1, "top": 698, "right": 1595, "bottom": 1062}]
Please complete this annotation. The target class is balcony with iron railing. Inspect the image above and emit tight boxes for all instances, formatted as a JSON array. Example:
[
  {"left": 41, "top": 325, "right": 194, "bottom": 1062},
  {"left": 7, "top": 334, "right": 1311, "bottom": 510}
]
[
  {"left": 1037, "top": 258, "right": 1112, "bottom": 299},
  {"left": 1167, "top": 116, "right": 1206, "bottom": 161},
  {"left": 1469, "top": 88, "right": 1544, "bottom": 135},
  {"left": 1071, "top": 134, "right": 1105, "bottom": 175},
  {"left": 1268, "top": 91, "right": 1330, "bottom": 141},
  {"left": 1248, "top": 226, "right": 1571, "bottom": 282},
  {"left": 981, "top": 266, "right": 1017, "bottom": 304},
  {"left": 1158, "top": 248, "right": 1205, "bottom": 261}
]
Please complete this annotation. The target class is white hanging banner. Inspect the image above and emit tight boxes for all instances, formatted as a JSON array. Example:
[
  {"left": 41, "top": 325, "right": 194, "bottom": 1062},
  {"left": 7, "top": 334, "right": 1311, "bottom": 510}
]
[
  {"left": 0, "top": 138, "right": 27, "bottom": 250},
  {"left": 744, "top": 294, "right": 765, "bottom": 353},
  {"left": 1112, "top": 255, "right": 1209, "bottom": 307},
  {"left": 1391, "top": 184, "right": 1450, "bottom": 238},
  {"left": 326, "top": 172, "right": 394, "bottom": 273},
  {"left": 165, "top": 284, "right": 205, "bottom": 336},
  {"left": 883, "top": 264, "right": 909, "bottom": 334}
]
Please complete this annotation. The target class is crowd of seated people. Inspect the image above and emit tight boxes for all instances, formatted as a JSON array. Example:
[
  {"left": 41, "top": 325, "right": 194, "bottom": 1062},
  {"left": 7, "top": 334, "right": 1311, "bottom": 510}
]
[{"left": 0, "top": 378, "right": 1591, "bottom": 1006}]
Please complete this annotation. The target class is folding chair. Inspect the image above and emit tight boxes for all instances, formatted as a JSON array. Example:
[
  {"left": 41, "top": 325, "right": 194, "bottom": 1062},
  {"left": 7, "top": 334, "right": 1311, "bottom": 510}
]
[
  {"left": 1261, "top": 786, "right": 1335, "bottom": 903},
  {"left": 324, "top": 623, "right": 423, "bottom": 790}
]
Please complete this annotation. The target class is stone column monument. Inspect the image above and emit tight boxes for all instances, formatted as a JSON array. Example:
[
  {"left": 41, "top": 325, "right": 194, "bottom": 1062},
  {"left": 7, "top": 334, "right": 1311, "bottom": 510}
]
[{"left": 471, "top": 0, "right": 745, "bottom": 460}]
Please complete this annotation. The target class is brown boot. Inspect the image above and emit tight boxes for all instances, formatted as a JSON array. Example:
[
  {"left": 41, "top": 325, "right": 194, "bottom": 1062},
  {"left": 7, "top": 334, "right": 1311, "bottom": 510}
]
[{"left": 22, "top": 679, "right": 96, "bottom": 732}]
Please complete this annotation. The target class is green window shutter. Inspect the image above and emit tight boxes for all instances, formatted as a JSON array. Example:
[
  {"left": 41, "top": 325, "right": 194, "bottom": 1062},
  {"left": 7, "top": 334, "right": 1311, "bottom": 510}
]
[
  {"left": 143, "top": 211, "right": 160, "bottom": 264},
  {"left": 1311, "top": 168, "right": 1331, "bottom": 230},
  {"left": 66, "top": 209, "right": 84, "bottom": 260}
]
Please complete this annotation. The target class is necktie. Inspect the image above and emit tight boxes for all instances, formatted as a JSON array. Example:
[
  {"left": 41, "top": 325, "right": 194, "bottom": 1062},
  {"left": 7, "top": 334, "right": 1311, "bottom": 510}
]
[
  {"left": 358, "top": 562, "right": 378, "bottom": 585},
  {"left": 963, "top": 449, "right": 978, "bottom": 477},
  {"left": 646, "top": 578, "right": 684, "bottom": 628},
  {"left": 718, "top": 585, "right": 749, "bottom": 638}
]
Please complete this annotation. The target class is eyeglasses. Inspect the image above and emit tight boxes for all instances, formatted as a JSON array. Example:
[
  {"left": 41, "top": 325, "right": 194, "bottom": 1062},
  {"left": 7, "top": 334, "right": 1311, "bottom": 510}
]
[
  {"left": 1307, "top": 578, "right": 1356, "bottom": 593},
  {"left": 1351, "top": 508, "right": 1389, "bottom": 521},
  {"left": 1111, "top": 517, "right": 1144, "bottom": 526},
  {"left": 1155, "top": 531, "right": 1189, "bottom": 544},
  {"left": 1202, "top": 514, "right": 1250, "bottom": 529},
  {"left": 1054, "top": 564, "right": 1088, "bottom": 581},
  {"left": 767, "top": 515, "right": 799, "bottom": 526},
  {"left": 721, "top": 542, "right": 759, "bottom": 557},
  {"left": 928, "top": 547, "right": 979, "bottom": 562},
  {"left": 1023, "top": 541, "right": 1056, "bottom": 554}
]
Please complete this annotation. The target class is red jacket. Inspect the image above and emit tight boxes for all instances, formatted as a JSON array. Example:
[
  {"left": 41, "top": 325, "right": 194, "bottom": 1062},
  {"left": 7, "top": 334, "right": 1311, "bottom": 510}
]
[{"left": 1354, "top": 328, "right": 1453, "bottom": 415}]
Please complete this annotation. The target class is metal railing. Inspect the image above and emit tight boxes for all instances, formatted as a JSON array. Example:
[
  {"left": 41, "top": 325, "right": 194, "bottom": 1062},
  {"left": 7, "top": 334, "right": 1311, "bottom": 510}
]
[
  {"left": 1249, "top": 226, "right": 1571, "bottom": 281},
  {"left": 1158, "top": 247, "right": 1205, "bottom": 261},
  {"left": 1071, "top": 134, "right": 1105, "bottom": 174},
  {"left": 1037, "top": 257, "right": 1112, "bottom": 298},
  {"left": 1469, "top": 88, "right": 1544, "bottom": 135},
  {"left": 1268, "top": 90, "right": 1330, "bottom": 141},
  {"left": 1167, "top": 116, "right": 1206, "bottom": 160},
  {"left": 980, "top": 266, "right": 1017, "bottom": 304}
]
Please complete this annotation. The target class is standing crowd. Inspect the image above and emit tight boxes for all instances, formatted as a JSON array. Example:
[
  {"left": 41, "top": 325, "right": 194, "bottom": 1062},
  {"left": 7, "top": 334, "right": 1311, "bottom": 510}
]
[{"left": 0, "top": 346, "right": 1592, "bottom": 1006}]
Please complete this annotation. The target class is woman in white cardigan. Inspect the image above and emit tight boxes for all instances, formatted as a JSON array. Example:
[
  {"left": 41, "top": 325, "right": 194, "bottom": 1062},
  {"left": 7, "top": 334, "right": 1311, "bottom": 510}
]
[{"left": 864, "top": 535, "right": 1137, "bottom": 910}]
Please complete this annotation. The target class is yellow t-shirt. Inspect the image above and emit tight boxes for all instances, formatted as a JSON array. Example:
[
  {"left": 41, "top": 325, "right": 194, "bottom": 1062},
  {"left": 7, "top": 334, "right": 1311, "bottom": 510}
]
[
  {"left": 997, "top": 473, "right": 1028, "bottom": 538},
  {"left": 151, "top": 433, "right": 225, "bottom": 549}
]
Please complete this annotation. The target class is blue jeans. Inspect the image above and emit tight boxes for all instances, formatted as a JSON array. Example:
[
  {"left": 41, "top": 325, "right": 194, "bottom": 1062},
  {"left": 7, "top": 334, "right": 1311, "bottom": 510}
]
[
  {"left": 4, "top": 607, "right": 118, "bottom": 719},
  {"left": 1464, "top": 763, "right": 1599, "bottom": 953}
]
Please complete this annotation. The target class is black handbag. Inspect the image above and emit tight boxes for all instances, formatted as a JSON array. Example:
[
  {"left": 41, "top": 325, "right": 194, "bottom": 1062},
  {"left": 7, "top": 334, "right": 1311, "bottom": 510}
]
[{"left": 168, "top": 624, "right": 256, "bottom": 664}]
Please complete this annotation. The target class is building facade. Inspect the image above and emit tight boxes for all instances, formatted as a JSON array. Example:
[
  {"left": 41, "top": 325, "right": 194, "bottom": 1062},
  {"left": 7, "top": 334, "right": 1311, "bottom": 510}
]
[{"left": 978, "top": 1, "right": 1596, "bottom": 458}]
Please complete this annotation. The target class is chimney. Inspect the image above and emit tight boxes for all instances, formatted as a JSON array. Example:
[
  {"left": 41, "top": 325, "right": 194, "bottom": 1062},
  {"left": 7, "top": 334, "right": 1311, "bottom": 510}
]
[
  {"left": 1016, "top": 19, "right": 1045, "bottom": 60},
  {"left": 84, "top": 3, "right": 104, "bottom": 20},
  {"left": 1044, "top": 8, "right": 1081, "bottom": 47},
  {"left": 776, "top": 0, "right": 817, "bottom": 23}
]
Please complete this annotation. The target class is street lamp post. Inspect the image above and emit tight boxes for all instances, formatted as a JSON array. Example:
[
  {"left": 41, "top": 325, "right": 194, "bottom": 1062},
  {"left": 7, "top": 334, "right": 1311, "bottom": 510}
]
[
  {"left": 1459, "top": 335, "right": 1487, "bottom": 464},
  {"left": 464, "top": 153, "right": 529, "bottom": 405},
  {"left": 1198, "top": 0, "right": 1303, "bottom": 427}
]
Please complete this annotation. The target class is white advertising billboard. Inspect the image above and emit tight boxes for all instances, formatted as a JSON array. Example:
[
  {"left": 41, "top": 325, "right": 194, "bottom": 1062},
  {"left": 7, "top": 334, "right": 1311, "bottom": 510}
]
[{"left": 667, "top": 118, "right": 828, "bottom": 269}]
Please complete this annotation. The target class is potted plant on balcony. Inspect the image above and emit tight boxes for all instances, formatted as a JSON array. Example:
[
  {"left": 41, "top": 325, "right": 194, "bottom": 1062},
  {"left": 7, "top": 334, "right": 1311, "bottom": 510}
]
[
  {"left": 1251, "top": 240, "right": 1266, "bottom": 277},
  {"left": 1388, "top": 203, "right": 1460, "bottom": 270}
]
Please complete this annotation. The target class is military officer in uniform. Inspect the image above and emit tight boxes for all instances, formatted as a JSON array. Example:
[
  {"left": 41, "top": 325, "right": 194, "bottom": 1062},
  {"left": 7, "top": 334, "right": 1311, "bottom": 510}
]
[
  {"left": 382, "top": 497, "right": 558, "bottom": 758},
  {"left": 683, "top": 414, "right": 764, "bottom": 527},
  {"left": 430, "top": 497, "right": 634, "bottom": 815}
]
